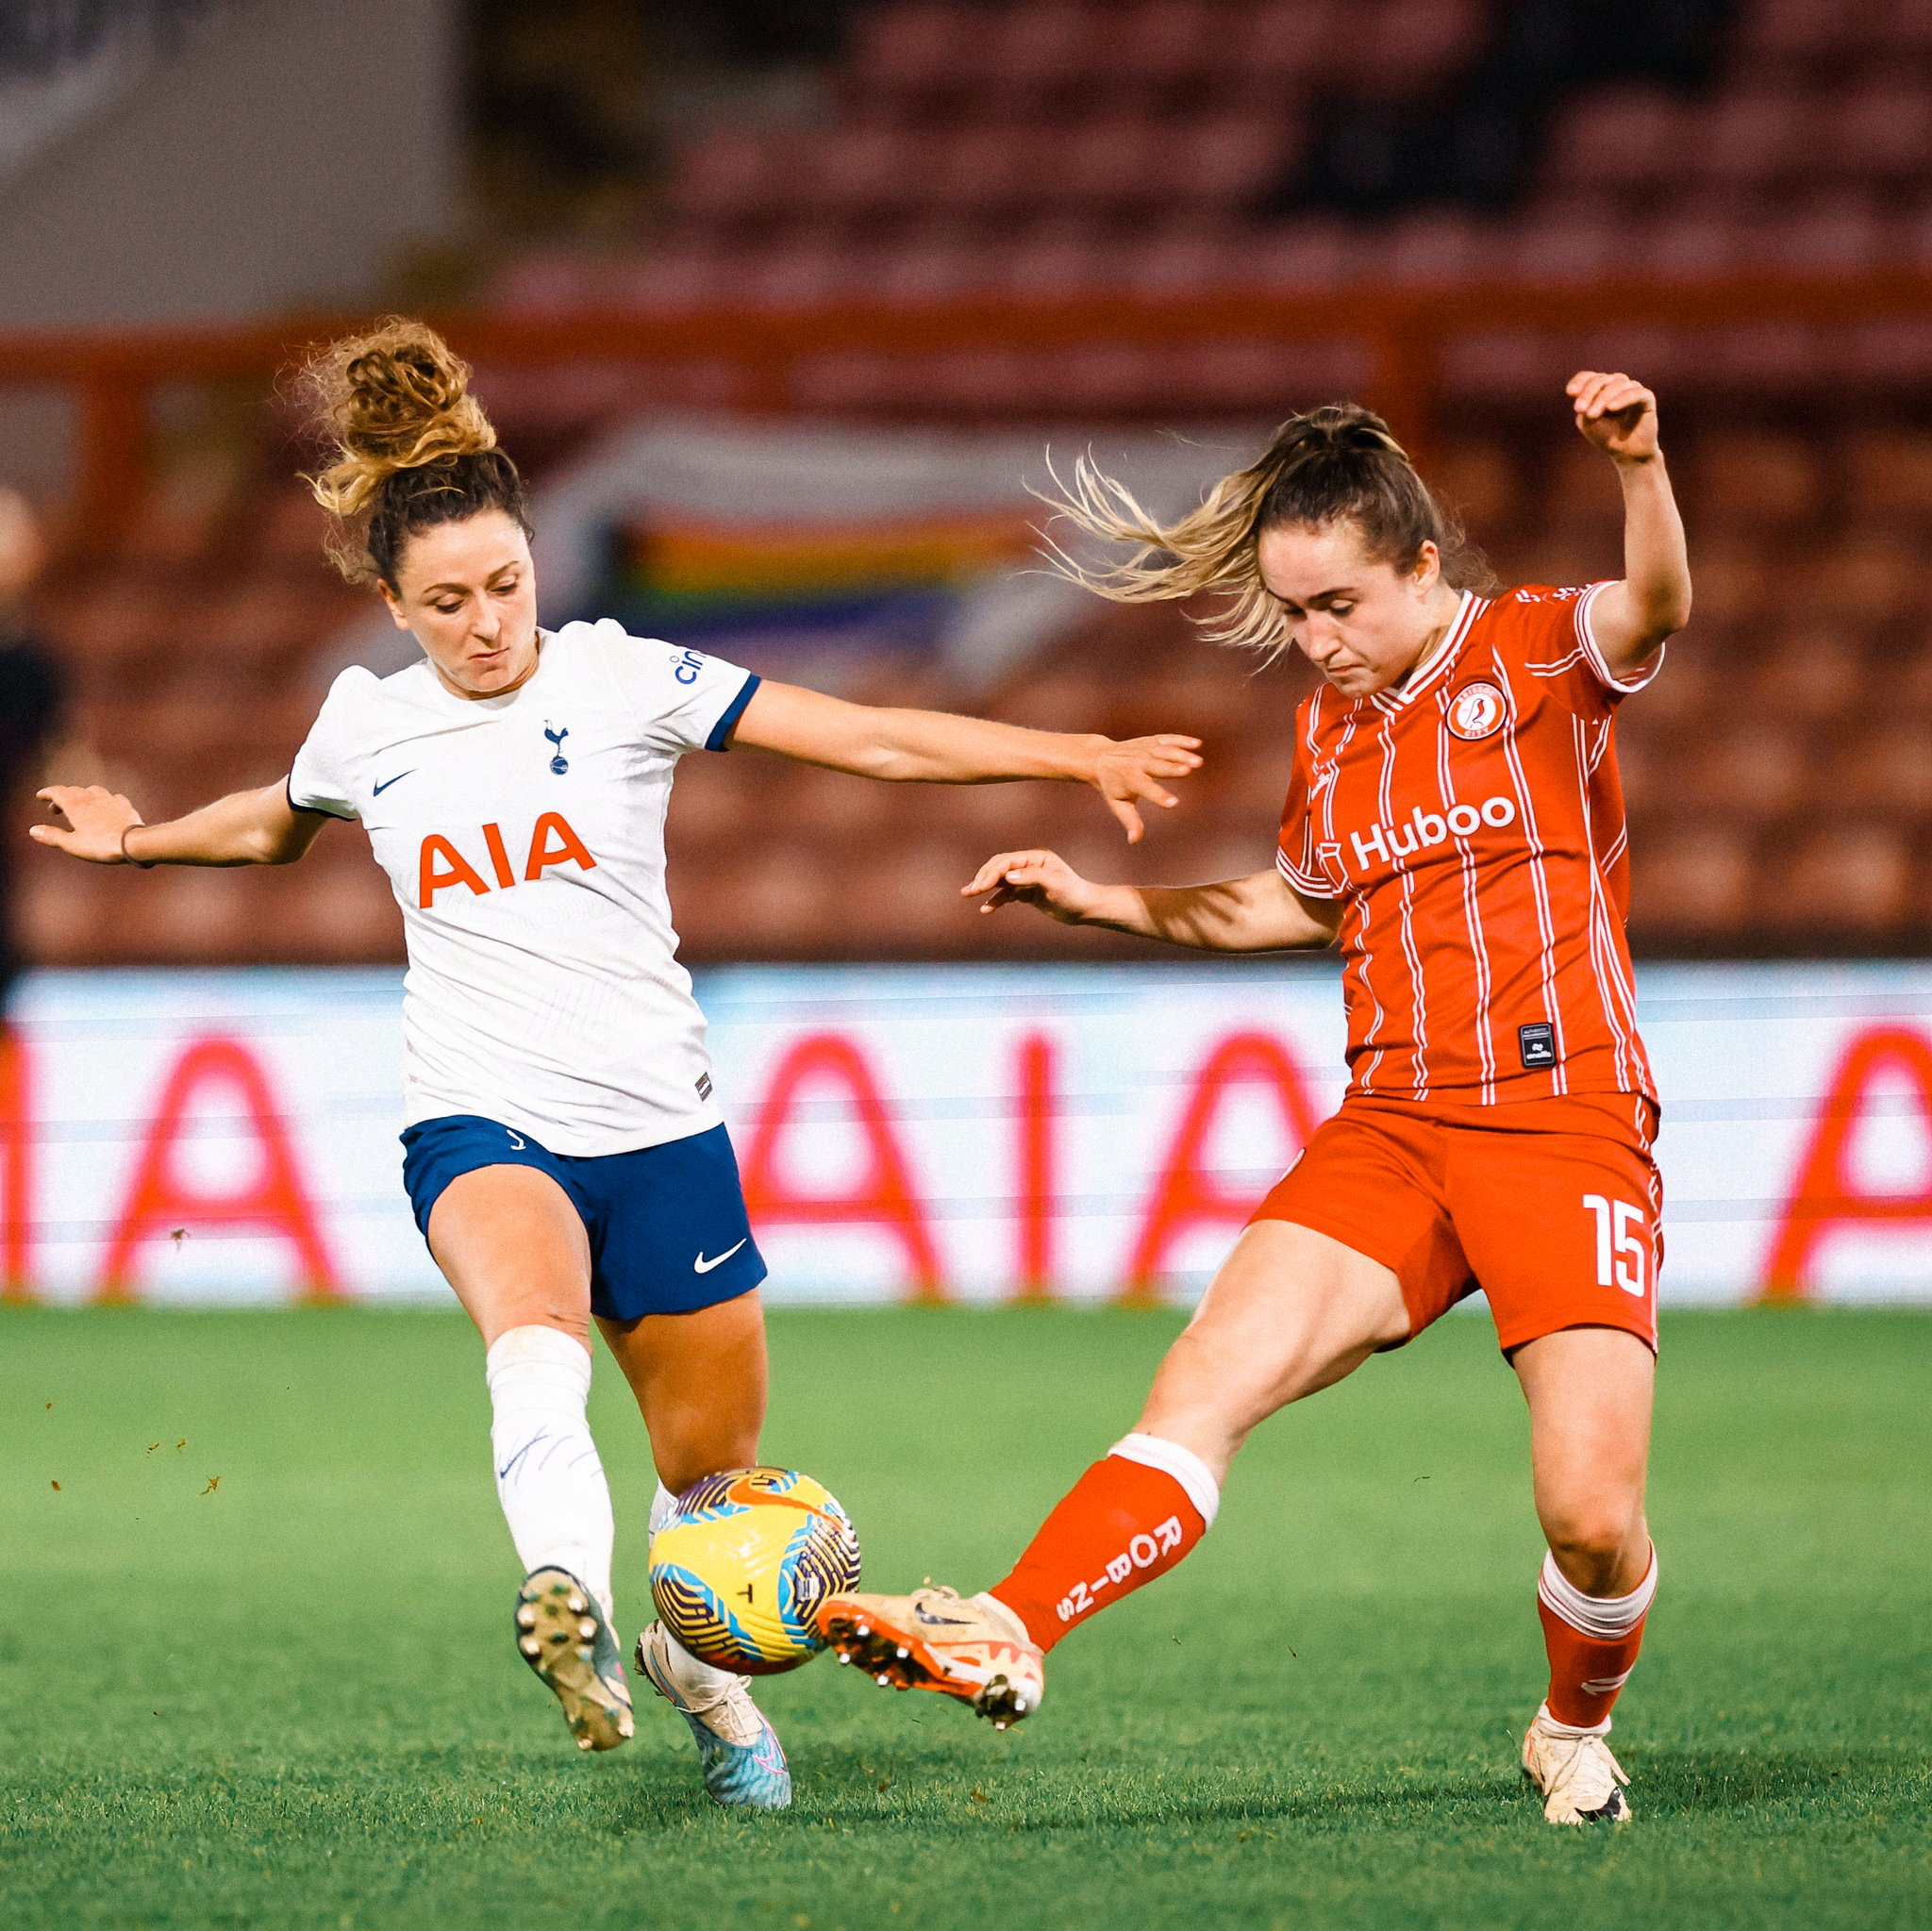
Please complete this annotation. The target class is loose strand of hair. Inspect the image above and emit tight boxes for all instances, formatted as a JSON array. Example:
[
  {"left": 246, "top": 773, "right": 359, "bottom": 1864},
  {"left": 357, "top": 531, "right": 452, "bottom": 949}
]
[
  {"left": 1035, "top": 450, "right": 1270, "bottom": 599},
  {"left": 1033, "top": 447, "right": 1296, "bottom": 657}
]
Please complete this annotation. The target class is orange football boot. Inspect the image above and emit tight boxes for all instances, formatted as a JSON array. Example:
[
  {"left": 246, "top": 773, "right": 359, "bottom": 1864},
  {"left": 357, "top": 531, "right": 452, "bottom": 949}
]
[{"left": 817, "top": 1584, "right": 1044, "bottom": 1729}]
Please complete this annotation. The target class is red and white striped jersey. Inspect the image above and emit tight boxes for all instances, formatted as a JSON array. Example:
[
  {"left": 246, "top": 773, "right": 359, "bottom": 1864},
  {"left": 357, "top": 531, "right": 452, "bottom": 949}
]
[{"left": 1275, "top": 584, "right": 1659, "bottom": 1106}]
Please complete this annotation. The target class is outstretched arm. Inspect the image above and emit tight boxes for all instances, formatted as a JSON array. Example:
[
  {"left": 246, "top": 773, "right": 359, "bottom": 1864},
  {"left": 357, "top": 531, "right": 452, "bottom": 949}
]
[
  {"left": 1567, "top": 370, "right": 1691, "bottom": 680},
  {"left": 31, "top": 780, "right": 329, "bottom": 868},
  {"left": 963, "top": 847, "right": 1341, "bottom": 953},
  {"left": 729, "top": 678, "right": 1202, "bottom": 844}
]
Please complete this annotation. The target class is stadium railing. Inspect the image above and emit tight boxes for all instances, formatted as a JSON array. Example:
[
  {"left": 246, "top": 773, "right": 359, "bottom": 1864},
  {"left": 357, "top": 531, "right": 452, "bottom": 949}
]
[{"left": 3, "top": 265, "right": 1930, "bottom": 551}]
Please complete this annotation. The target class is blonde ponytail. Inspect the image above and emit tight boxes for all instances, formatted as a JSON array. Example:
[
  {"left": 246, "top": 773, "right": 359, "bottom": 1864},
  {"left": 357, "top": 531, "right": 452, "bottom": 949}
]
[{"left": 1040, "top": 405, "right": 1488, "bottom": 658}]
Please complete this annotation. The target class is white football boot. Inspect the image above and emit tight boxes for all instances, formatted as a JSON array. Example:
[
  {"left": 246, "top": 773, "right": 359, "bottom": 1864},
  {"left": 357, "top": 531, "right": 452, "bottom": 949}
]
[
  {"left": 514, "top": 1568, "right": 634, "bottom": 1752},
  {"left": 634, "top": 1623, "right": 791, "bottom": 1810},
  {"left": 1522, "top": 1708, "right": 1632, "bottom": 1825},
  {"left": 816, "top": 1583, "right": 1045, "bottom": 1729}
]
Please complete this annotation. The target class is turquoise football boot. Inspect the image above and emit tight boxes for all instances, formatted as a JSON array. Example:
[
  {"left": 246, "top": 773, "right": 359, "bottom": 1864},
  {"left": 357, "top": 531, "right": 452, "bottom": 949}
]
[{"left": 635, "top": 1622, "right": 791, "bottom": 1809}]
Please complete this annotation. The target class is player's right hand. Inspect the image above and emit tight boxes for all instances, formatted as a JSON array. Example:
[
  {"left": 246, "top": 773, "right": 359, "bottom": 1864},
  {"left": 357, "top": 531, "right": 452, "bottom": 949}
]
[
  {"left": 31, "top": 784, "right": 143, "bottom": 864},
  {"left": 1087, "top": 733, "right": 1202, "bottom": 844},
  {"left": 1566, "top": 370, "right": 1658, "bottom": 462},
  {"left": 963, "top": 848, "right": 1102, "bottom": 924}
]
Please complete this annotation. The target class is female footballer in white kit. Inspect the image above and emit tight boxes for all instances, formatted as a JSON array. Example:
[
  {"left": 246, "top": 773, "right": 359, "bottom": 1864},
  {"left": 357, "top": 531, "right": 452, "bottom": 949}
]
[{"left": 30, "top": 321, "right": 1201, "bottom": 1811}]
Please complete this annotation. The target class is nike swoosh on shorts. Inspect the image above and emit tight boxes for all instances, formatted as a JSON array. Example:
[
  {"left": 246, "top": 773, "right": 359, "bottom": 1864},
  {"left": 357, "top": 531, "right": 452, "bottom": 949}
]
[{"left": 693, "top": 1239, "right": 747, "bottom": 1274}]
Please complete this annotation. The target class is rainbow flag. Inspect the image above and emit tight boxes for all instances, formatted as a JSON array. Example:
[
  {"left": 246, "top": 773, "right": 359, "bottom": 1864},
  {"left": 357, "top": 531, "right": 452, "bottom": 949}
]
[{"left": 607, "top": 508, "right": 1039, "bottom": 649}]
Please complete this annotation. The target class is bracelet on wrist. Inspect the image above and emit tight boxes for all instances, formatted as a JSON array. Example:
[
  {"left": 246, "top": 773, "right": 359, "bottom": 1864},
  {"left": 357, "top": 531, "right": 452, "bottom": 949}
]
[{"left": 119, "top": 824, "right": 155, "bottom": 869}]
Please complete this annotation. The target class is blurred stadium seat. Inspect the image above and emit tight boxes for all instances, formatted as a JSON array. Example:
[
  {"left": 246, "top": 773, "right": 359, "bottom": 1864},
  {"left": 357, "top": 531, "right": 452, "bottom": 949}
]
[
  {"left": 19, "top": 0, "right": 1932, "bottom": 962},
  {"left": 45, "top": 372, "right": 1932, "bottom": 960}
]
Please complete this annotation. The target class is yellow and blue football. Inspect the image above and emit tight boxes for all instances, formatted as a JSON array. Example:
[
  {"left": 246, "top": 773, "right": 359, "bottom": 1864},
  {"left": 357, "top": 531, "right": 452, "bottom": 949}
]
[{"left": 648, "top": 1466, "right": 861, "bottom": 1675}]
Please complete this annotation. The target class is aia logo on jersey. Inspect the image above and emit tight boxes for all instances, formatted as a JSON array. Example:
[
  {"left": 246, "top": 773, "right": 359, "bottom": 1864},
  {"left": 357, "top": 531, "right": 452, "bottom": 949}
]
[
  {"left": 1446, "top": 681, "right": 1507, "bottom": 741},
  {"left": 418, "top": 811, "right": 596, "bottom": 908}
]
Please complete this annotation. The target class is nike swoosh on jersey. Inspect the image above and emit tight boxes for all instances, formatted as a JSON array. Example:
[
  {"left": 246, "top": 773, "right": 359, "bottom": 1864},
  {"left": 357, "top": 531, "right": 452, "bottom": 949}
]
[
  {"left": 372, "top": 770, "right": 416, "bottom": 795},
  {"left": 693, "top": 1239, "right": 748, "bottom": 1274}
]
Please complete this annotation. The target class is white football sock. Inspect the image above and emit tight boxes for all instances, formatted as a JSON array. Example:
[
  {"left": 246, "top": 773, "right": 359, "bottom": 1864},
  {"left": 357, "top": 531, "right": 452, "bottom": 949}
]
[
  {"left": 485, "top": 1324, "right": 615, "bottom": 1625},
  {"left": 645, "top": 1477, "right": 740, "bottom": 1705}
]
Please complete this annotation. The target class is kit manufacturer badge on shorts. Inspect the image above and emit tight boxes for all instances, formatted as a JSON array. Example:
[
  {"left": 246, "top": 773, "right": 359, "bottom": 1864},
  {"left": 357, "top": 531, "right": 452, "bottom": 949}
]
[{"left": 1518, "top": 1022, "right": 1557, "bottom": 1069}]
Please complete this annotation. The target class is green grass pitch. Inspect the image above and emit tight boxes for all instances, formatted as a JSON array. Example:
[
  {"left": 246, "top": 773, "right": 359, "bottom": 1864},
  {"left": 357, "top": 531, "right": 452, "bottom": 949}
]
[{"left": 2, "top": 1305, "right": 1928, "bottom": 1930}]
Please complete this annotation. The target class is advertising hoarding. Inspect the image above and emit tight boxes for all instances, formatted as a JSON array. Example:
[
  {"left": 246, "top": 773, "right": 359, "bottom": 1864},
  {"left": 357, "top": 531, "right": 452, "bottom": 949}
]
[{"left": 4, "top": 961, "right": 1928, "bottom": 1307}]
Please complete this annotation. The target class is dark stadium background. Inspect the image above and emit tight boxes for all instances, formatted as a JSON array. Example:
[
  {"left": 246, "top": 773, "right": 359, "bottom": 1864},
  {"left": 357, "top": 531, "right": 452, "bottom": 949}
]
[
  {"left": 8, "top": 0, "right": 1929, "bottom": 971},
  {"left": 2, "top": 8, "right": 1928, "bottom": 1929}
]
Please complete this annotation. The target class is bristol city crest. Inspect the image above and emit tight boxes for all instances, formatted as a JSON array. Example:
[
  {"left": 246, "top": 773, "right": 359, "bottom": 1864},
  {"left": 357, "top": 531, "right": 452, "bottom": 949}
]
[{"left": 1446, "top": 681, "right": 1506, "bottom": 741}]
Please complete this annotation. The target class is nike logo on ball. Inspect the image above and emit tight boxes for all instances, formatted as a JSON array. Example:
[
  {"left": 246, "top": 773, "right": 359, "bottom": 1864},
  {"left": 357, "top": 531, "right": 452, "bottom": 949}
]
[
  {"left": 693, "top": 1239, "right": 747, "bottom": 1274},
  {"left": 372, "top": 770, "right": 416, "bottom": 795}
]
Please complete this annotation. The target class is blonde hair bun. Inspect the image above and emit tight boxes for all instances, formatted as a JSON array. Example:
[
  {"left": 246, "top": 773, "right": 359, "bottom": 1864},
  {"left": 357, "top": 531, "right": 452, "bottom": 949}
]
[
  {"left": 305, "top": 318, "right": 497, "bottom": 517},
  {"left": 299, "top": 318, "right": 523, "bottom": 583}
]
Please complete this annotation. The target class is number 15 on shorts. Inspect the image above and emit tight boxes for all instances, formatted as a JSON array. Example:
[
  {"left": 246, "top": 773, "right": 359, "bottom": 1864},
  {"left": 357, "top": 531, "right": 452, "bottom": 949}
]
[{"left": 1582, "top": 1194, "right": 1649, "bottom": 1297}]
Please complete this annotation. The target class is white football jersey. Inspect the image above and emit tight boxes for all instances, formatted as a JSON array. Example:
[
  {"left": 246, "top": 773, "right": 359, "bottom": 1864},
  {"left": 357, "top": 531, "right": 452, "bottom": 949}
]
[{"left": 288, "top": 619, "right": 759, "bottom": 1156}]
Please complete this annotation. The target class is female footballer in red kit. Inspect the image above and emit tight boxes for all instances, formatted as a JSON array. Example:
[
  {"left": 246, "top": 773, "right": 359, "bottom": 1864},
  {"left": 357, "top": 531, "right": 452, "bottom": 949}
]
[{"left": 820, "top": 373, "right": 1690, "bottom": 1828}]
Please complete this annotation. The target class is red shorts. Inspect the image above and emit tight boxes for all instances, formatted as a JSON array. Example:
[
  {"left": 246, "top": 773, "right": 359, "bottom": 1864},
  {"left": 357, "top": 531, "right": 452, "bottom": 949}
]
[{"left": 1252, "top": 1092, "right": 1662, "bottom": 1355}]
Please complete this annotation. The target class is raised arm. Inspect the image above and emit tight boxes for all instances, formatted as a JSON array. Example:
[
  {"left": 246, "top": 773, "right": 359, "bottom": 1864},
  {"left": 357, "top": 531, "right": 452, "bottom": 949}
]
[
  {"left": 31, "top": 780, "right": 330, "bottom": 868},
  {"left": 728, "top": 678, "right": 1202, "bottom": 844},
  {"left": 1566, "top": 370, "right": 1691, "bottom": 680},
  {"left": 962, "top": 847, "right": 1341, "bottom": 953}
]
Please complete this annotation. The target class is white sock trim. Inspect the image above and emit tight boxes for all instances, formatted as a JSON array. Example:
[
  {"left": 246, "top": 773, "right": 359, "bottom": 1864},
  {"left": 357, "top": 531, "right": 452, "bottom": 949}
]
[
  {"left": 652, "top": 1623, "right": 739, "bottom": 1704},
  {"left": 1108, "top": 1432, "right": 1221, "bottom": 1530},
  {"left": 1535, "top": 1700, "right": 1612, "bottom": 1740},
  {"left": 649, "top": 1481, "right": 680, "bottom": 1538},
  {"left": 1539, "top": 1546, "right": 1657, "bottom": 1641},
  {"left": 485, "top": 1322, "right": 592, "bottom": 1388},
  {"left": 971, "top": 1591, "right": 1031, "bottom": 1644}
]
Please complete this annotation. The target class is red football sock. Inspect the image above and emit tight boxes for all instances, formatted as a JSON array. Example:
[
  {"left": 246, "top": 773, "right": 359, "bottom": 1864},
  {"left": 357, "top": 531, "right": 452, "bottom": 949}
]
[
  {"left": 1537, "top": 1547, "right": 1657, "bottom": 1731},
  {"left": 988, "top": 1433, "right": 1217, "bottom": 1652}
]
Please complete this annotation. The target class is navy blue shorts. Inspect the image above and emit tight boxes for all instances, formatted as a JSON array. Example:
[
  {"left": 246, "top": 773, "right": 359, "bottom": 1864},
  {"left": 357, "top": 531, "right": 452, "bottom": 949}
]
[{"left": 400, "top": 1116, "right": 767, "bottom": 1322}]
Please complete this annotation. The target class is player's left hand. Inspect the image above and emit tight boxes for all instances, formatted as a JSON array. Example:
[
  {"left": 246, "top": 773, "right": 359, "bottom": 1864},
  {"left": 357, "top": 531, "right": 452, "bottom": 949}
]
[
  {"left": 1088, "top": 734, "right": 1203, "bottom": 843},
  {"left": 1567, "top": 371, "right": 1658, "bottom": 463}
]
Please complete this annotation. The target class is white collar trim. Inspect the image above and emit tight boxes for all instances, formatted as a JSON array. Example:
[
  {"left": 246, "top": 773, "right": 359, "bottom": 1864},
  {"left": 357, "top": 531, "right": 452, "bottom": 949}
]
[{"left": 1372, "top": 591, "right": 1482, "bottom": 713}]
